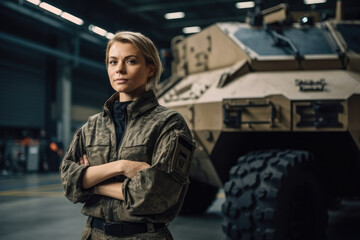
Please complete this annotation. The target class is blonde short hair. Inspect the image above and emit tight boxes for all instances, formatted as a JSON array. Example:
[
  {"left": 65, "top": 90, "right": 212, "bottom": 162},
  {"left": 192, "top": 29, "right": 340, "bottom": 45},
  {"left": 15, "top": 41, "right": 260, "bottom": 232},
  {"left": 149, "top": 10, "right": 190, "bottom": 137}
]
[{"left": 105, "top": 31, "right": 163, "bottom": 89}]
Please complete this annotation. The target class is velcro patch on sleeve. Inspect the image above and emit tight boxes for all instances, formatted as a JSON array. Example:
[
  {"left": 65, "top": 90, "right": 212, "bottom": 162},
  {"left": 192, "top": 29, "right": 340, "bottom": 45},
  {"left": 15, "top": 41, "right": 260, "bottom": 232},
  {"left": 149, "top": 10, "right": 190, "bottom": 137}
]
[{"left": 169, "top": 134, "right": 194, "bottom": 181}]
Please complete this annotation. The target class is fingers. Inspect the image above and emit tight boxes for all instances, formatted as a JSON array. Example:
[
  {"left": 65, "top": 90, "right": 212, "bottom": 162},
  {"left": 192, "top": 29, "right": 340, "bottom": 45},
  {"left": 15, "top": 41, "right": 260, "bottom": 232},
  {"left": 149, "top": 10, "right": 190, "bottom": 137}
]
[
  {"left": 119, "top": 160, "right": 150, "bottom": 178},
  {"left": 83, "top": 155, "right": 90, "bottom": 165},
  {"left": 79, "top": 154, "right": 89, "bottom": 165}
]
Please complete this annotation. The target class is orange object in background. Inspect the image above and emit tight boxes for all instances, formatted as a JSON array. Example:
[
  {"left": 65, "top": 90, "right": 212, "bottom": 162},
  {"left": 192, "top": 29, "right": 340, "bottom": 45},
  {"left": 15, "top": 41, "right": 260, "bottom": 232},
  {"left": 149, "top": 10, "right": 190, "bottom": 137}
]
[
  {"left": 49, "top": 142, "right": 63, "bottom": 157},
  {"left": 21, "top": 137, "right": 31, "bottom": 147},
  {"left": 49, "top": 142, "right": 58, "bottom": 152}
]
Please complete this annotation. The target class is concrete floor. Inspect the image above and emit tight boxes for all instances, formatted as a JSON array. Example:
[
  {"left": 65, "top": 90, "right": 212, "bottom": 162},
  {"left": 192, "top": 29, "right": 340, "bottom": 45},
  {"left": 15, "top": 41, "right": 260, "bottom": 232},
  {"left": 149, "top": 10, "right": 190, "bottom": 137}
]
[{"left": 0, "top": 173, "right": 359, "bottom": 240}]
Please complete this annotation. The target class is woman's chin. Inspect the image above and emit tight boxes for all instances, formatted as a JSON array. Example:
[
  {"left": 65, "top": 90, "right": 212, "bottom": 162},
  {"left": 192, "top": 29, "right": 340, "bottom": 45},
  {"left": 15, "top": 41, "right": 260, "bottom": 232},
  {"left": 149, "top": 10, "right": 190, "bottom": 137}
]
[{"left": 112, "top": 86, "right": 127, "bottom": 93}]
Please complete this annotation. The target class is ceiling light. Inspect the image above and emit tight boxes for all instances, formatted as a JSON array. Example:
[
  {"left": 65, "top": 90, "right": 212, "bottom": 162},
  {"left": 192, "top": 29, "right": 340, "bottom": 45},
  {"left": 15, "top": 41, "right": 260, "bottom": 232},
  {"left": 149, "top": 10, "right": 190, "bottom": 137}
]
[
  {"left": 304, "top": 0, "right": 326, "bottom": 4},
  {"left": 183, "top": 26, "right": 201, "bottom": 34},
  {"left": 39, "top": 2, "right": 62, "bottom": 15},
  {"left": 25, "top": 0, "right": 41, "bottom": 5},
  {"left": 106, "top": 32, "right": 115, "bottom": 40},
  {"left": 165, "top": 12, "right": 185, "bottom": 20},
  {"left": 61, "top": 12, "right": 84, "bottom": 25},
  {"left": 235, "top": 1, "right": 255, "bottom": 9},
  {"left": 89, "top": 24, "right": 107, "bottom": 37}
]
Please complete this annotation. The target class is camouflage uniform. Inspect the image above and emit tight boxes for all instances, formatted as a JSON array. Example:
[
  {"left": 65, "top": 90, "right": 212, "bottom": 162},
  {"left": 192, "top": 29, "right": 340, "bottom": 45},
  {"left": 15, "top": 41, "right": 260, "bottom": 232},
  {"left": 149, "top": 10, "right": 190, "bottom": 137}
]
[{"left": 60, "top": 90, "right": 195, "bottom": 240}]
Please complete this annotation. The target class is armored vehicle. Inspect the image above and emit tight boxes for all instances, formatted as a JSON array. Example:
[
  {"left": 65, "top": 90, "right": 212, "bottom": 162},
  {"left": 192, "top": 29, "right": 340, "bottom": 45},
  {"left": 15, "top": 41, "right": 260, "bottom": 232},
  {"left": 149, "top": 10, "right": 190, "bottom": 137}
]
[{"left": 157, "top": 2, "right": 360, "bottom": 240}]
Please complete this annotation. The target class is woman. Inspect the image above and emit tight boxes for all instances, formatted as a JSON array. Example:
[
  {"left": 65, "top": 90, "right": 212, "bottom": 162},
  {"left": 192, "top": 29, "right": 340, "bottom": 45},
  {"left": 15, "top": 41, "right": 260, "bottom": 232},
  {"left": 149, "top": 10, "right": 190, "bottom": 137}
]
[{"left": 60, "top": 31, "right": 195, "bottom": 240}]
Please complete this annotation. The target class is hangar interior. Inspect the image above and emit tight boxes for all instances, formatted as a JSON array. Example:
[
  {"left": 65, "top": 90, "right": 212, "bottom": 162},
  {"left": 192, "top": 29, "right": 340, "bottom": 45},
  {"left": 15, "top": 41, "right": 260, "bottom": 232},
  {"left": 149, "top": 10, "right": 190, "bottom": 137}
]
[
  {"left": 1, "top": 0, "right": 360, "bottom": 239},
  {"left": 0, "top": 0, "right": 359, "bottom": 173}
]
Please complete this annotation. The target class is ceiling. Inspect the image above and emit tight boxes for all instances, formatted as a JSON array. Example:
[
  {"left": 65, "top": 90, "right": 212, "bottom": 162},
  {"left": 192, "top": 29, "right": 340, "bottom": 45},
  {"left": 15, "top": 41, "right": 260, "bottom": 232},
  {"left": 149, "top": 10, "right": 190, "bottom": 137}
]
[
  {"left": 0, "top": 0, "right": 359, "bottom": 75},
  {"left": 2, "top": 0, "right": 360, "bottom": 49}
]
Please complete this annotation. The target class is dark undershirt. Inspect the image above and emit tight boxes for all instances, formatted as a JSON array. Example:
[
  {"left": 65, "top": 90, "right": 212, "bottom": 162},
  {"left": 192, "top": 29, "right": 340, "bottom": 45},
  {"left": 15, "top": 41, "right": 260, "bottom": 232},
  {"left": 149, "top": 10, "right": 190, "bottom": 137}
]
[{"left": 113, "top": 100, "right": 132, "bottom": 150}]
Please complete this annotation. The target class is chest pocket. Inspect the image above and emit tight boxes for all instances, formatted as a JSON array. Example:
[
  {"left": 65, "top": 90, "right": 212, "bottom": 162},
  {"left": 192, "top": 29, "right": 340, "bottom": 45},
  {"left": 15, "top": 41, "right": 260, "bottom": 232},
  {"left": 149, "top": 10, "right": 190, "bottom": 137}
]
[
  {"left": 85, "top": 145, "right": 111, "bottom": 165},
  {"left": 120, "top": 145, "right": 151, "bottom": 164},
  {"left": 84, "top": 128, "right": 113, "bottom": 165}
]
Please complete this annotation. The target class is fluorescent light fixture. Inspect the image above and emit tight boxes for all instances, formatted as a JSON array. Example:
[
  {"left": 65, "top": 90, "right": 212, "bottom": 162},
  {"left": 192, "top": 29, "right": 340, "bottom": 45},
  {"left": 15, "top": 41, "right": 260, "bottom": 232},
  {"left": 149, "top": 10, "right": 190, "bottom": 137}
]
[
  {"left": 89, "top": 24, "right": 107, "bottom": 37},
  {"left": 61, "top": 12, "right": 84, "bottom": 25},
  {"left": 39, "top": 2, "right": 62, "bottom": 15},
  {"left": 183, "top": 26, "right": 201, "bottom": 34},
  {"left": 106, "top": 32, "right": 115, "bottom": 40},
  {"left": 304, "top": 0, "right": 326, "bottom": 4},
  {"left": 235, "top": 1, "right": 255, "bottom": 9},
  {"left": 26, "top": 0, "right": 41, "bottom": 5},
  {"left": 164, "top": 12, "right": 185, "bottom": 20}
]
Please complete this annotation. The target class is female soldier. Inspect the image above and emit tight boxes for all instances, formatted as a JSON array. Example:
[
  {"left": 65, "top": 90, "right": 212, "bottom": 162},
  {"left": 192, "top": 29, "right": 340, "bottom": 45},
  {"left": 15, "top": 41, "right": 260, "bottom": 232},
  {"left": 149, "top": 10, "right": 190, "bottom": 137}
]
[{"left": 60, "top": 31, "right": 195, "bottom": 240}]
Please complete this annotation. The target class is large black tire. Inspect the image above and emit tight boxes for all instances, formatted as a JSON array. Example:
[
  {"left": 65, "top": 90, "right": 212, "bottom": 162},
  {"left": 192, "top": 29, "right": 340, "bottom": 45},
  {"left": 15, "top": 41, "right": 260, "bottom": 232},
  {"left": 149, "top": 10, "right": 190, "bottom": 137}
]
[
  {"left": 222, "top": 149, "right": 328, "bottom": 240},
  {"left": 180, "top": 178, "right": 219, "bottom": 215}
]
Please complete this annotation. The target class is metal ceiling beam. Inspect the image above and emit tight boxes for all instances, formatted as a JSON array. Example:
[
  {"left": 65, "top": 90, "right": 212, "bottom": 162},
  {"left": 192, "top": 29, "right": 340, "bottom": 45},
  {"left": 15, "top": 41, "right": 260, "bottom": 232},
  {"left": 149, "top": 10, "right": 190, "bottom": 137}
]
[
  {"left": 129, "top": 0, "right": 239, "bottom": 13},
  {"left": 163, "top": 15, "right": 245, "bottom": 29},
  {"left": 1, "top": 1, "right": 107, "bottom": 47},
  {"left": 0, "top": 31, "right": 105, "bottom": 71}
]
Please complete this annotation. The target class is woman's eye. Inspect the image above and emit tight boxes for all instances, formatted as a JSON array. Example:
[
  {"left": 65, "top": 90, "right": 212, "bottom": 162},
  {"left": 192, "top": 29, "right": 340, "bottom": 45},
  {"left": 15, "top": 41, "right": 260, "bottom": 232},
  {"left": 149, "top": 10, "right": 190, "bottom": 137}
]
[
  {"left": 109, "top": 60, "right": 117, "bottom": 65},
  {"left": 126, "top": 59, "right": 136, "bottom": 64}
]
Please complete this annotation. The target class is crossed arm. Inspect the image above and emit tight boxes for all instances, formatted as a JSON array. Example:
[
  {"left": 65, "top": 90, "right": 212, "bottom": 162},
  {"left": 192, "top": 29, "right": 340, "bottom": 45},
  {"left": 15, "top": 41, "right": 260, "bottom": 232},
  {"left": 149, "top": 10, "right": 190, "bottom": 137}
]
[{"left": 80, "top": 155, "right": 150, "bottom": 200}]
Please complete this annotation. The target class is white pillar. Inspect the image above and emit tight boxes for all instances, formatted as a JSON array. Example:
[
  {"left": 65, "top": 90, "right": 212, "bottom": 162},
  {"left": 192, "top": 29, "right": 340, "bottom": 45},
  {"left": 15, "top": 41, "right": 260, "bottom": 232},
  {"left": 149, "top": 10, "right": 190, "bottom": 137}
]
[
  {"left": 58, "top": 65, "right": 72, "bottom": 149},
  {"left": 56, "top": 38, "right": 73, "bottom": 150}
]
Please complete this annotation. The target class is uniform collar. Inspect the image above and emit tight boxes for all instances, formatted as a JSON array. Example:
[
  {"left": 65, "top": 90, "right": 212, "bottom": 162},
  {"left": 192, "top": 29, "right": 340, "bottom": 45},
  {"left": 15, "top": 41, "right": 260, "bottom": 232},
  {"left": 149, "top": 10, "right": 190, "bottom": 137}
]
[{"left": 103, "top": 90, "right": 159, "bottom": 119}]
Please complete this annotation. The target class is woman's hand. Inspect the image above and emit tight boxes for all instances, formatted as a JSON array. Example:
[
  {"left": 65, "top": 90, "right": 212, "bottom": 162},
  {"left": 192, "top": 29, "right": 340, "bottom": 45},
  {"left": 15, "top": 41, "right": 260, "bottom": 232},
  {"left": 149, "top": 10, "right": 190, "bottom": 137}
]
[
  {"left": 118, "top": 160, "right": 150, "bottom": 178},
  {"left": 79, "top": 155, "right": 150, "bottom": 178},
  {"left": 79, "top": 154, "right": 90, "bottom": 165},
  {"left": 92, "top": 161, "right": 150, "bottom": 200},
  {"left": 78, "top": 155, "right": 150, "bottom": 200},
  {"left": 79, "top": 154, "right": 150, "bottom": 190}
]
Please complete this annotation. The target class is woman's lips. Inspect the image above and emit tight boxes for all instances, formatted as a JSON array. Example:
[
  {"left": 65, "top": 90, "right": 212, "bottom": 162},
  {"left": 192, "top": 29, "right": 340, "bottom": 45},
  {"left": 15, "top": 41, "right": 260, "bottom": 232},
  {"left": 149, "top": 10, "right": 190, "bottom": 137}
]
[{"left": 114, "top": 78, "right": 128, "bottom": 84}]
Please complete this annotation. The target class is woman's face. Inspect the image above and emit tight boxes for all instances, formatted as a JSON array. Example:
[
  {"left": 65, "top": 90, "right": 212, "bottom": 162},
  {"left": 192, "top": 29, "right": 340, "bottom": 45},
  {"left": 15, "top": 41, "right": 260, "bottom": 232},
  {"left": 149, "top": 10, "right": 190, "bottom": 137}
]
[{"left": 107, "top": 41, "right": 154, "bottom": 101}]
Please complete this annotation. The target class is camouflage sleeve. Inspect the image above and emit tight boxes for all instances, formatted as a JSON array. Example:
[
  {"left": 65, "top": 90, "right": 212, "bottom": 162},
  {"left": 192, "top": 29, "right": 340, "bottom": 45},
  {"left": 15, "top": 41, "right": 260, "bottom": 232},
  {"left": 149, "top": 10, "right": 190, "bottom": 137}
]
[
  {"left": 59, "top": 128, "right": 94, "bottom": 203},
  {"left": 122, "top": 114, "right": 195, "bottom": 215}
]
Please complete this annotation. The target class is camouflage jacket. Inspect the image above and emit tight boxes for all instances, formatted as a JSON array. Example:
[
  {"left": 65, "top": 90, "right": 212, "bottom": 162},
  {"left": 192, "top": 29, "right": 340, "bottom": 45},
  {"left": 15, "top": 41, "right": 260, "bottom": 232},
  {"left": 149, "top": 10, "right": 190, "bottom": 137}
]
[{"left": 60, "top": 90, "right": 195, "bottom": 224}]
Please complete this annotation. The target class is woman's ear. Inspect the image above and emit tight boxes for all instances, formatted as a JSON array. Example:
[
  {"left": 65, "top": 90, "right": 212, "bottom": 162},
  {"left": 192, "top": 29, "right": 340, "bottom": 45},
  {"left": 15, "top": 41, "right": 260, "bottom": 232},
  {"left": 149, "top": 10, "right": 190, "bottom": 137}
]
[{"left": 147, "top": 64, "right": 155, "bottom": 78}]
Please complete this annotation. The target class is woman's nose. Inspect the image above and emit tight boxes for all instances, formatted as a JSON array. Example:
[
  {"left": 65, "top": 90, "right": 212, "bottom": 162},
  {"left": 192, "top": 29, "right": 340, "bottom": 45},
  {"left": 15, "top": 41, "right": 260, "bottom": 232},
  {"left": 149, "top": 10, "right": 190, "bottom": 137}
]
[{"left": 116, "top": 62, "right": 126, "bottom": 74}]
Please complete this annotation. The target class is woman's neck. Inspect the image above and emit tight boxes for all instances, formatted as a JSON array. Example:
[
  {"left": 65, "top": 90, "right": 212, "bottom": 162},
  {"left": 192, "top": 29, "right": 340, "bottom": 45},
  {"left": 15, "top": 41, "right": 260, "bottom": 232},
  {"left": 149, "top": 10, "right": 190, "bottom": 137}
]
[{"left": 119, "top": 89, "right": 145, "bottom": 102}]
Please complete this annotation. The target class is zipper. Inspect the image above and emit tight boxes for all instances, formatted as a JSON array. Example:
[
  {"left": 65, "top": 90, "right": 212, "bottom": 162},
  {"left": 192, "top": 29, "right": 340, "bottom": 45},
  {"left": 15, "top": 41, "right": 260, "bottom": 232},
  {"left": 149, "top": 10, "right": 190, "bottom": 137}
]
[
  {"left": 104, "top": 107, "right": 117, "bottom": 222},
  {"left": 109, "top": 109, "right": 129, "bottom": 222}
]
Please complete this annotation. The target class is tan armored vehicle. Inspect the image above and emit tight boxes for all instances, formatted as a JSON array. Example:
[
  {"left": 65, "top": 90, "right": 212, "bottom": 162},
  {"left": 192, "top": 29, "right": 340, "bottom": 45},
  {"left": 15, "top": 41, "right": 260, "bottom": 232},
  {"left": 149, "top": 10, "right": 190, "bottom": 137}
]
[{"left": 157, "top": 3, "right": 360, "bottom": 240}]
